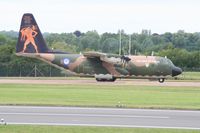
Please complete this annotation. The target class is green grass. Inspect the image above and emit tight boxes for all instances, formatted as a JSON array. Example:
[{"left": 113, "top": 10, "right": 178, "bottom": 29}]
[
  {"left": 0, "top": 125, "right": 199, "bottom": 133},
  {"left": 177, "top": 72, "right": 200, "bottom": 80},
  {"left": 0, "top": 84, "right": 200, "bottom": 110}
]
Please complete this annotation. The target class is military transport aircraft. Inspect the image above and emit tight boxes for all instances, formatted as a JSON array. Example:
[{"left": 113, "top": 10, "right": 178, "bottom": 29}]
[{"left": 16, "top": 13, "right": 182, "bottom": 83}]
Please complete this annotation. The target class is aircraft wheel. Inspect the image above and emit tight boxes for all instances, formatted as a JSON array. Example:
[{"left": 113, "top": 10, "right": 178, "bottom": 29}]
[
  {"left": 96, "top": 78, "right": 102, "bottom": 82},
  {"left": 110, "top": 77, "right": 116, "bottom": 82},
  {"left": 96, "top": 77, "right": 116, "bottom": 82},
  {"left": 158, "top": 78, "right": 165, "bottom": 83}
]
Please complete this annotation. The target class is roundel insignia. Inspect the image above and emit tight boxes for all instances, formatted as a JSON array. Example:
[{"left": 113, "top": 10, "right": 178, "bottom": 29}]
[{"left": 63, "top": 58, "right": 70, "bottom": 65}]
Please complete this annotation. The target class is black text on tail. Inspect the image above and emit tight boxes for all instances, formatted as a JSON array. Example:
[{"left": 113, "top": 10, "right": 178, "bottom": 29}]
[{"left": 16, "top": 13, "right": 49, "bottom": 53}]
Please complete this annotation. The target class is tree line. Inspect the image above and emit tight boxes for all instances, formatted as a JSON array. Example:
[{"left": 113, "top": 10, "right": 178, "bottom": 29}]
[{"left": 0, "top": 30, "right": 199, "bottom": 76}]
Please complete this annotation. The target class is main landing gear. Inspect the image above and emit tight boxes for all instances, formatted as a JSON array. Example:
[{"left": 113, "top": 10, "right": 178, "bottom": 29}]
[{"left": 96, "top": 77, "right": 116, "bottom": 82}]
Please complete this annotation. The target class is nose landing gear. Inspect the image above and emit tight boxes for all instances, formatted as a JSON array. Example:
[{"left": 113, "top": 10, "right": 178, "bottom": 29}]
[{"left": 158, "top": 78, "right": 165, "bottom": 83}]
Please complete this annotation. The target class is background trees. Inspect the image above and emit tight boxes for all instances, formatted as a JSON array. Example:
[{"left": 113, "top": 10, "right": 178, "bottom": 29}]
[{"left": 0, "top": 29, "right": 199, "bottom": 77}]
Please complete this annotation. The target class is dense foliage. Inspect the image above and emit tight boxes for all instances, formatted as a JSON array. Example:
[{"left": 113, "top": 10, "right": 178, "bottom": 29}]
[{"left": 0, "top": 30, "right": 199, "bottom": 76}]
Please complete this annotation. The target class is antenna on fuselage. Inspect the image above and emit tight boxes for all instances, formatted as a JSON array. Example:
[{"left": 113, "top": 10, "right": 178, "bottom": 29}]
[
  {"left": 129, "top": 34, "right": 131, "bottom": 55},
  {"left": 151, "top": 51, "right": 154, "bottom": 56},
  {"left": 119, "top": 29, "right": 122, "bottom": 55}
]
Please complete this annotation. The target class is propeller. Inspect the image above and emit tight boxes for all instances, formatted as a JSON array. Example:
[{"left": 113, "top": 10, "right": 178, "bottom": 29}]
[
  {"left": 120, "top": 55, "right": 131, "bottom": 67},
  {"left": 121, "top": 55, "right": 131, "bottom": 62}
]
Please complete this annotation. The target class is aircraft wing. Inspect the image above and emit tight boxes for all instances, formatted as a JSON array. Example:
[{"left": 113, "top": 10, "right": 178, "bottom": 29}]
[
  {"left": 83, "top": 51, "right": 106, "bottom": 58},
  {"left": 83, "top": 51, "right": 122, "bottom": 64}
]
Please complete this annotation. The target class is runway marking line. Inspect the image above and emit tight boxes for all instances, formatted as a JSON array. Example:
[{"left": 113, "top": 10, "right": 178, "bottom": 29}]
[{"left": 0, "top": 112, "right": 169, "bottom": 119}]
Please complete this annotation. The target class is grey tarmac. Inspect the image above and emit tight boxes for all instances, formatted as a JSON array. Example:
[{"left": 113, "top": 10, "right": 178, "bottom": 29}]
[
  {"left": 0, "top": 106, "right": 200, "bottom": 130},
  {"left": 0, "top": 79, "right": 200, "bottom": 87}
]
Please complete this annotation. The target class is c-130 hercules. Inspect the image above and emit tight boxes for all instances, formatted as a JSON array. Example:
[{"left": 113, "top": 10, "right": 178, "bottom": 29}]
[{"left": 16, "top": 13, "right": 182, "bottom": 83}]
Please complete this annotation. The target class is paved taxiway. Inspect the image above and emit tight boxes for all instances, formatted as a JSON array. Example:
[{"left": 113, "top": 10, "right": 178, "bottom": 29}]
[
  {"left": 0, "top": 106, "right": 200, "bottom": 129},
  {"left": 0, "top": 79, "right": 200, "bottom": 87}
]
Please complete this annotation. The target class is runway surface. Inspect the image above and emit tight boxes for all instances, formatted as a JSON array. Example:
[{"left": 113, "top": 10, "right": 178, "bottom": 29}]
[
  {"left": 0, "top": 106, "right": 200, "bottom": 129},
  {"left": 0, "top": 78, "right": 200, "bottom": 87}
]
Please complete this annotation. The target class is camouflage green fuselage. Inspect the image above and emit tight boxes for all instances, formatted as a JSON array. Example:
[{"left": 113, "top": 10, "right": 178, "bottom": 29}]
[
  {"left": 16, "top": 13, "right": 182, "bottom": 81},
  {"left": 35, "top": 53, "right": 174, "bottom": 78}
]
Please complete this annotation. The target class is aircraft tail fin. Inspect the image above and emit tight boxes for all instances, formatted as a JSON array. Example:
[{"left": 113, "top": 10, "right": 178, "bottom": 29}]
[{"left": 16, "top": 13, "right": 49, "bottom": 53}]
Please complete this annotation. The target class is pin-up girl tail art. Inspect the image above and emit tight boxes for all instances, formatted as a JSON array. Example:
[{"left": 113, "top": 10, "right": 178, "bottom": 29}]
[
  {"left": 16, "top": 13, "right": 49, "bottom": 53},
  {"left": 20, "top": 25, "right": 38, "bottom": 53}
]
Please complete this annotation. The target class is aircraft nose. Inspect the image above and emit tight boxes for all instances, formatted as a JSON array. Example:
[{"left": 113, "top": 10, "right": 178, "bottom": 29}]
[{"left": 172, "top": 66, "right": 182, "bottom": 77}]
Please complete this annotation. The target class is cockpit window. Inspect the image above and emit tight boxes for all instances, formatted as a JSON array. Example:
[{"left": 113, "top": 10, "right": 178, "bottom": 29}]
[
  {"left": 160, "top": 58, "right": 174, "bottom": 66},
  {"left": 167, "top": 59, "right": 174, "bottom": 66},
  {"left": 160, "top": 57, "right": 167, "bottom": 64}
]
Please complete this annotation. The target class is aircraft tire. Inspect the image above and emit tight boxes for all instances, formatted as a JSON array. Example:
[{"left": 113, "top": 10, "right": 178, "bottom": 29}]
[
  {"left": 110, "top": 77, "right": 116, "bottom": 82},
  {"left": 158, "top": 78, "right": 165, "bottom": 83},
  {"left": 96, "top": 77, "right": 116, "bottom": 82}
]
